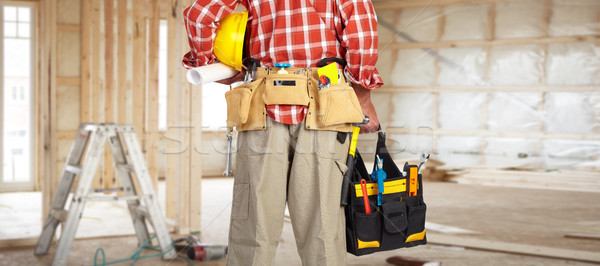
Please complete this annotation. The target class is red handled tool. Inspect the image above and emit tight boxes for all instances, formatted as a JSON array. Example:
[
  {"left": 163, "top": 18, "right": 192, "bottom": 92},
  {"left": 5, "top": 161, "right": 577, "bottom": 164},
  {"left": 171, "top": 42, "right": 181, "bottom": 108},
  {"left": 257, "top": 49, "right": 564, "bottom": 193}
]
[{"left": 360, "top": 179, "right": 371, "bottom": 214}]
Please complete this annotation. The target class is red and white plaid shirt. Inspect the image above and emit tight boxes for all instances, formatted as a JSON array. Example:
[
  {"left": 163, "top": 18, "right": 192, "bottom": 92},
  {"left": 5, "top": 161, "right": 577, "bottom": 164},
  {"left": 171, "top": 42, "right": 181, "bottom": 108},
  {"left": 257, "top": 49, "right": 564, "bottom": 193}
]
[{"left": 183, "top": 0, "right": 383, "bottom": 125}]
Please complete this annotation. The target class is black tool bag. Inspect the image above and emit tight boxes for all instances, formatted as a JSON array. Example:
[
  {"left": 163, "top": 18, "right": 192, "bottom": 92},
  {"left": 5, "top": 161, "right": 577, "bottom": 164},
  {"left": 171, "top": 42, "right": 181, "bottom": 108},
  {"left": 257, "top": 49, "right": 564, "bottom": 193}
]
[{"left": 344, "top": 132, "right": 427, "bottom": 256}]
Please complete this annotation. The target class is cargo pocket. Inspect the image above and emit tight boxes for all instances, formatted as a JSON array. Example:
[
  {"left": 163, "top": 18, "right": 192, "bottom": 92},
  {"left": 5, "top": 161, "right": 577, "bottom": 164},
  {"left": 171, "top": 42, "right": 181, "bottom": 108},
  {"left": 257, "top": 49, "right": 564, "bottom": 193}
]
[
  {"left": 317, "top": 83, "right": 364, "bottom": 127},
  {"left": 263, "top": 73, "right": 310, "bottom": 105},
  {"left": 382, "top": 201, "right": 408, "bottom": 234},
  {"left": 354, "top": 211, "right": 381, "bottom": 249},
  {"left": 231, "top": 184, "right": 249, "bottom": 220},
  {"left": 405, "top": 204, "right": 427, "bottom": 242}
]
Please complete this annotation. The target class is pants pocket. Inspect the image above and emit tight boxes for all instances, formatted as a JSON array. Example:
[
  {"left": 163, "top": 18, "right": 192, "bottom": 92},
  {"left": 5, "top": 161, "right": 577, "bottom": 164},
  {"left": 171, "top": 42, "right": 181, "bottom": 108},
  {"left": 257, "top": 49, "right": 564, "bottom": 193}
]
[
  {"left": 317, "top": 83, "right": 364, "bottom": 126},
  {"left": 263, "top": 73, "right": 309, "bottom": 105},
  {"left": 405, "top": 204, "right": 427, "bottom": 242},
  {"left": 353, "top": 211, "right": 381, "bottom": 249},
  {"left": 231, "top": 184, "right": 249, "bottom": 220}
]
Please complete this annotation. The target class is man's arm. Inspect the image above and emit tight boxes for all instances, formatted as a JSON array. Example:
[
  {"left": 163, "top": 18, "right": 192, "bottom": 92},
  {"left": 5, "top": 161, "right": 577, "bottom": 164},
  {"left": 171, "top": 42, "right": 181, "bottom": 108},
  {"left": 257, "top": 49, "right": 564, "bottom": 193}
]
[{"left": 352, "top": 83, "right": 380, "bottom": 133}]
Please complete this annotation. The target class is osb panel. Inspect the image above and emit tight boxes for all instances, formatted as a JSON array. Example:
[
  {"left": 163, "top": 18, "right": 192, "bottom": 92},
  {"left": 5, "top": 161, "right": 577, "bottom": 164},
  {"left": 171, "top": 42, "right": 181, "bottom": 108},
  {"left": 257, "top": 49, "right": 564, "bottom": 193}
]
[
  {"left": 57, "top": 85, "right": 80, "bottom": 131},
  {"left": 57, "top": 31, "right": 81, "bottom": 77},
  {"left": 58, "top": 0, "right": 81, "bottom": 24}
]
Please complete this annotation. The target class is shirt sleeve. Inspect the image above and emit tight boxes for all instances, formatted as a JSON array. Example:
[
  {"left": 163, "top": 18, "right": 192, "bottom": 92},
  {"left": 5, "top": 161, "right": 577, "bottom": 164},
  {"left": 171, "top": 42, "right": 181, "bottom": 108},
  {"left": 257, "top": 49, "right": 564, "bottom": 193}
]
[
  {"left": 182, "top": 0, "right": 241, "bottom": 69},
  {"left": 338, "top": 0, "right": 384, "bottom": 90}
]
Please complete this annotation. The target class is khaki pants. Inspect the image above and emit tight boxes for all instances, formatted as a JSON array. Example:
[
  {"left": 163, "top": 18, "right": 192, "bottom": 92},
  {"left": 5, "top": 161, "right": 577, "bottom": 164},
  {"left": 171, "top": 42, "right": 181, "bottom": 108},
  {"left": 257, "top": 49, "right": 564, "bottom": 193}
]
[{"left": 227, "top": 117, "right": 349, "bottom": 266}]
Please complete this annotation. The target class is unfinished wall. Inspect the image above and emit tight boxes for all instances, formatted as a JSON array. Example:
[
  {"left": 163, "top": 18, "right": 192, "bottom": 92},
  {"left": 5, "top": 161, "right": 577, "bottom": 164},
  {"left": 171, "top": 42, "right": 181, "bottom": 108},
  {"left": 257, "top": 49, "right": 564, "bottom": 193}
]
[
  {"left": 45, "top": 0, "right": 200, "bottom": 234},
  {"left": 371, "top": 0, "right": 600, "bottom": 171}
]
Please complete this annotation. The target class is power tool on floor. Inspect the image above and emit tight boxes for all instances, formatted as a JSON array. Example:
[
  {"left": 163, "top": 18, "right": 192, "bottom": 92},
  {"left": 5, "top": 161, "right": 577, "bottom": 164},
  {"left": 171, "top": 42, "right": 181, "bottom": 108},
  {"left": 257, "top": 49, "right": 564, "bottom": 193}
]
[{"left": 173, "top": 236, "right": 228, "bottom": 261}]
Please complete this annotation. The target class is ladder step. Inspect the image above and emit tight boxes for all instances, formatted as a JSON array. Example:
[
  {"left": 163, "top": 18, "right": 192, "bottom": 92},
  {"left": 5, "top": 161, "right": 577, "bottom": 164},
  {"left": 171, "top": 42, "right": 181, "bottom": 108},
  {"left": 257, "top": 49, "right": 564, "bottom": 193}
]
[
  {"left": 86, "top": 195, "right": 147, "bottom": 202},
  {"left": 93, "top": 187, "right": 124, "bottom": 193},
  {"left": 50, "top": 209, "right": 67, "bottom": 222},
  {"left": 64, "top": 165, "right": 82, "bottom": 175},
  {"left": 115, "top": 163, "right": 134, "bottom": 173}
]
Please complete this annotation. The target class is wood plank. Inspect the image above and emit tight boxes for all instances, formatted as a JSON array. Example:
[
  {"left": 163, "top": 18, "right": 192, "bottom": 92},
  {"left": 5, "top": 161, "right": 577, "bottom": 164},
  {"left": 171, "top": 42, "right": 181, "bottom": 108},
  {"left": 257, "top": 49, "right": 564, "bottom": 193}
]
[
  {"left": 386, "top": 127, "right": 600, "bottom": 141},
  {"left": 0, "top": 237, "right": 38, "bottom": 249},
  {"left": 90, "top": 0, "right": 103, "bottom": 187},
  {"left": 147, "top": 0, "right": 160, "bottom": 191},
  {"left": 428, "top": 233, "right": 600, "bottom": 264},
  {"left": 57, "top": 130, "right": 77, "bottom": 140},
  {"left": 132, "top": 0, "right": 147, "bottom": 143},
  {"left": 117, "top": 0, "right": 128, "bottom": 124},
  {"left": 41, "top": 0, "right": 59, "bottom": 222},
  {"left": 564, "top": 233, "right": 600, "bottom": 241},
  {"left": 375, "top": 85, "right": 600, "bottom": 93},
  {"left": 57, "top": 23, "right": 80, "bottom": 32},
  {"left": 165, "top": 0, "right": 179, "bottom": 220},
  {"left": 190, "top": 79, "right": 202, "bottom": 232},
  {"left": 104, "top": 0, "right": 116, "bottom": 190},
  {"left": 374, "top": 0, "right": 537, "bottom": 10},
  {"left": 56, "top": 77, "right": 80, "bottom": 86},
  {"left": 80, "top": 0, "right": 91, "bottom": 123},
  {"left": 387, "top": 35, "right": 600, "bottom": 49}
]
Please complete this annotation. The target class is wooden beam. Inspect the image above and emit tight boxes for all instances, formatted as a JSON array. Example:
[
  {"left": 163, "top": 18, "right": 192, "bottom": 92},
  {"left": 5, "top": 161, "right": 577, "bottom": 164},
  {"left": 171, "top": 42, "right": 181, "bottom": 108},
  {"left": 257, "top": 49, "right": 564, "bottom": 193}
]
[
  {"left": 117, "top": 0, "right": 128, "bottom": 124},
  {"left": 165, "top": 0, "right": 179, "bottom": 220},
  {"left": 387, "top": 35, "right": 600, "bottom": 49},
  {"left": 80, "top": 0, "right": 91, "bottom": 123},
  {"left": 375, "top": 85, "right": 600, "bottom": 93},
  {"left": 90, "top": 0, "right": 103, "bottom": 187},
  {"left": 386, "top": 128, "right": 600, "bottom": 141},
  {"left": 57, "top": 23, "right": 80, "bottom": 32},
  {"left": 41, "top": 0, "right": 58, "bottom": 223},
  {"left": 373, "top": 0, "right": 529, "bottom": 10},
  {"left": 132, "top": 0, "right": 147, "bottom": 142},
  {"left": 104, "top": 0, "right": 116, "bottom": 189},
  {"left": 56, "top": 77, "right": 80, "bottom": 86},
  {"left": 428, "top": 233, "right": 600, "bottom": 264},
  {"left": 57, "top": 130, "right": 77, "bottom": 140},
  {"left": 147, "top": 0, "right": 160, "bottom": 191}
]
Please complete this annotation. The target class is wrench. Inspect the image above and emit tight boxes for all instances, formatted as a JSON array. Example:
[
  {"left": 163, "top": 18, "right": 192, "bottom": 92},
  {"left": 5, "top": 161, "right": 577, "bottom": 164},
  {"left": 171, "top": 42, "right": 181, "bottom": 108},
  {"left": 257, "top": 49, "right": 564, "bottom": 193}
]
[
  {"left": 418, "top": 151, "right": 430, "bottom": 174},
  {"left": 223, "top": 130, "right": 233, "bottom": 177}
]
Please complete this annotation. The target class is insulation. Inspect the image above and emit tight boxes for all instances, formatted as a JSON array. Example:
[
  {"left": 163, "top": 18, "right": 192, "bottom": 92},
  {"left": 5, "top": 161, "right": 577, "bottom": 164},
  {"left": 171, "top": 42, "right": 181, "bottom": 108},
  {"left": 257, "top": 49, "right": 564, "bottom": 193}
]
[
  {"left": 488, "top": 45, "right": 543, "bottom": 86},
  {"left": 544, "top": 92, "right": 597, "bottom": 133},
  {"left": 488, "top": 92, "right": 541, "bottom": 132},
  {"left": 438, "top": 47, "right": 487, "bottom": 86},
  {"left": 394, "top": 7, "right": 440, "bottom": 43},
  {"left": 545, "top": 43, "right": 600, "bottom": 85},
  {"left": 437, "top": 136, "right": 482, "bottom": 168},
  {"left": 388, "top": 134, "right": 435, "bottom": 161},
  {"left": 549, "top": 0, "right": 600, "bottom": 36},
  {"left": 543, "top": 139, "right": 600, "bottom": 170},
  {"left": 483, "top": 138, "right": 540, "bottom": 168},
  {"left": 438, "top": 92, "right": 486, "bottom": 130},
  {"left": 389, "top": 92, "right": 434, "bottom": 128},
  {"left": 441, "top": 4, "right": 489, "bottom": 41},
  {"left": 391, "top": 49, "right": 434, "bottom": 87},
  {"left": 495, "top": 0, "right": 545, "bottom": 39}
]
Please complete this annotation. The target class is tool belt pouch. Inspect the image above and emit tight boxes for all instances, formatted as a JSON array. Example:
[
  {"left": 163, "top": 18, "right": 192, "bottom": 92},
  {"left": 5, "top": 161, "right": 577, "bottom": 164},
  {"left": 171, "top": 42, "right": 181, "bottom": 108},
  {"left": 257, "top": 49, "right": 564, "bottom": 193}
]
[
  {"left": 344, "top": 132, "right": 427, "bottom": 256},
  {"left": 263, "top": 73, "right": 310, "bottom": 105},
  {"left": 225, "top": 78, "right": 263, "bottom": 129},
  {"left": 317, "top": 82, "right": 364, "bottom": 127}
]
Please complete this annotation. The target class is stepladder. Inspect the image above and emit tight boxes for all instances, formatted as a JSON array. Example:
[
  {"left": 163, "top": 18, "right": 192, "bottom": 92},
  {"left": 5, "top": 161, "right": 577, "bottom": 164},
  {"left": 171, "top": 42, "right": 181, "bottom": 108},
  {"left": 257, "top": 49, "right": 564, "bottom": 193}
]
[{"left": 35, "top": 123, "right": 176, "bottom": 265}]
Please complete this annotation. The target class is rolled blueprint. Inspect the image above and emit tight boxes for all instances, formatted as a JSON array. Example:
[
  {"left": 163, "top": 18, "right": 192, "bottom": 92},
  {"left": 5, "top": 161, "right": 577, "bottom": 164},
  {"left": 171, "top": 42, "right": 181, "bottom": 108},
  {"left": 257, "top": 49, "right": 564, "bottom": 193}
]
[{"left": 186, "top": 62, "right": 238, "bottom": 85}]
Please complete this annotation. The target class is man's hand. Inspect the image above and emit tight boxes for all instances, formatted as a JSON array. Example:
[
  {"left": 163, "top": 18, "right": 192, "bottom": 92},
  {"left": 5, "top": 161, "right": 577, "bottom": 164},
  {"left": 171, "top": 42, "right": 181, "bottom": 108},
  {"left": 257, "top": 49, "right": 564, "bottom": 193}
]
[
  {"left": 215, "top": 70, "right": 245, "bottom": 85},
  {"left": 352, "top": 83, "right": 380, "bottom": 133}
]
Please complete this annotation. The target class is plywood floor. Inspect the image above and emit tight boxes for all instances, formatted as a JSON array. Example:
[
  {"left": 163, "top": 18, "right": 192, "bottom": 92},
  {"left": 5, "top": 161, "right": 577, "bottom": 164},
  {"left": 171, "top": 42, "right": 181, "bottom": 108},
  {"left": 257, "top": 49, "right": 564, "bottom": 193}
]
[{"left": 1, "top": 179, "right": 600, "bottom": 265}]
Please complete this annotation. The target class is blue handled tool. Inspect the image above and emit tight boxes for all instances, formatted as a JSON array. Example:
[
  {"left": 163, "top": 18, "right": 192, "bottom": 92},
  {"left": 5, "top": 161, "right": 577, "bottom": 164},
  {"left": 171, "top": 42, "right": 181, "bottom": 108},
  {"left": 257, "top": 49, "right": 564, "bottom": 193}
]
[
  {"left": 371, "top": 155, "right": 387, "bottom": 206},
  {"left": 274, "top": 63, "right": 291, "bottom": 74}
]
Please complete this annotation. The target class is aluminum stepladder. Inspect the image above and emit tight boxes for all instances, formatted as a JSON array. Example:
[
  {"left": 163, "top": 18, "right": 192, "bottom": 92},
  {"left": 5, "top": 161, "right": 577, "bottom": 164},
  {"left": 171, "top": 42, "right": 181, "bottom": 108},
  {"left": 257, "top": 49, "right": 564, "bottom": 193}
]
[{"left": 34, "top": 123, "right": 176, "bottom": 265}]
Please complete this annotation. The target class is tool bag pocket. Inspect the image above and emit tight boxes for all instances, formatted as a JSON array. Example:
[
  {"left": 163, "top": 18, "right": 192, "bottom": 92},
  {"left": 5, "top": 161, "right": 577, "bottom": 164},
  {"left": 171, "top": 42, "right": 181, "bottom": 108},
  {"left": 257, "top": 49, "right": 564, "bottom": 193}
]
[
  {"left": 405, "top": 204, "right": 427, "bottom": 242},
  {"left": 225, "top": 78, "right": 262, "bottom": 129},
  {"left": 317, "top": 82, "right": 364, "bottom": 126},
  {"left": 382, "top": 201, "right": 408, "bottom": 233},
  {"left": 263, "top": 73, "right": 310, "bottom": 105},
  {"left": 353, "top": 211, "right": 381, "bottom": 250}
]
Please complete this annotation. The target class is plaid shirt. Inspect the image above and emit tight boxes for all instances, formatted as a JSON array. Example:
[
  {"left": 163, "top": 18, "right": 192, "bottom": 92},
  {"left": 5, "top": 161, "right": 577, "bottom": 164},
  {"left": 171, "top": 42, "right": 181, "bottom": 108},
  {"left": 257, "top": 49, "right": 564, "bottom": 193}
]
[{"left": 183, "top": 0, "right": 383, "bottom": 125}]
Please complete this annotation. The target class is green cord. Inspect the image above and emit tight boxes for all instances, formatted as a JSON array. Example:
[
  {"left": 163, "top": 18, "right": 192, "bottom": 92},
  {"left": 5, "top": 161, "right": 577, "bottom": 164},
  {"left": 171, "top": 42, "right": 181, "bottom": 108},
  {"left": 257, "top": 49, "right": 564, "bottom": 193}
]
[{"left": 92, "top": 235, "right": 188, "bottom": 266}]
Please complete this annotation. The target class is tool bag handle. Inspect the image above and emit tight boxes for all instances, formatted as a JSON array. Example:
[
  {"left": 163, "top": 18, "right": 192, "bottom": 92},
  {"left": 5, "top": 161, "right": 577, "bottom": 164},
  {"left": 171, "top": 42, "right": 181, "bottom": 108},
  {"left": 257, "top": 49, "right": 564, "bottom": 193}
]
[{"left": 317, "top": 57, "right": 347, "bottom": 68}]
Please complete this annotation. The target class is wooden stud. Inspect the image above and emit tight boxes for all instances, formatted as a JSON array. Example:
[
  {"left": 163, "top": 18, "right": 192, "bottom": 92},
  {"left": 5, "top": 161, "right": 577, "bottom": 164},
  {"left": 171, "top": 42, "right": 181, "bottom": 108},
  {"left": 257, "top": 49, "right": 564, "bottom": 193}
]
[
  {"left": 80, "top": 0, "right": 91, "bottom": 124},
  {"left": 190, "top": 75, "right": 203, "bottom": 233},
  {"left": 374, "top": 85, "right": 599, "bottom": 93},
  {"left": 41, "top": 0, "right": 58, "bottom": 222},
  {"left": 132, "top": 0, "right": 147, "bottom": 145},
  {"left": 57, "top": 23, "right": 80, "bottom": 32},
  {"left": 104, "top": 0, "right": 115, "bottom": 189},
  {"left": 386, "top": 127, "right": 600, "bottom": 141},
  {"left": 57, "top": 77, "right": 80, "bottom": 86},
  {"left": 165, "top": 0, "right": 179, "bottom": 220},
  {"left": 90, "top": 0, "right": 103, "bottom": 187},
  {"left": 374, "top": 0, "right": 532, "bottom": 10},
  {"left": 147, "top": 0, "right": 160, "bottom": 191},
  {"left": 117, "top": 0, "right": 127, "bottom": 124}
]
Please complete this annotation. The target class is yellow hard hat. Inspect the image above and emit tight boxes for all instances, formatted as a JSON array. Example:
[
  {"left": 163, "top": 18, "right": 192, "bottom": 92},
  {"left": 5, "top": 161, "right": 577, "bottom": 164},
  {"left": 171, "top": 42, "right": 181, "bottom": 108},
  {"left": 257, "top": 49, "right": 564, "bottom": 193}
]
[{"left": 214, "top": 11, "right": 248, "bottom": 71}]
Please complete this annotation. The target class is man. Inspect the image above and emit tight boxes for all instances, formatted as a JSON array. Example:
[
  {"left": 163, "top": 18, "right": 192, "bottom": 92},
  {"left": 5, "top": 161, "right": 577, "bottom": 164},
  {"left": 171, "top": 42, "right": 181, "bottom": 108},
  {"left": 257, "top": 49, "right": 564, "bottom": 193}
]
[{"left": 183, "top": 0, "right": 382, "bottom": 264}]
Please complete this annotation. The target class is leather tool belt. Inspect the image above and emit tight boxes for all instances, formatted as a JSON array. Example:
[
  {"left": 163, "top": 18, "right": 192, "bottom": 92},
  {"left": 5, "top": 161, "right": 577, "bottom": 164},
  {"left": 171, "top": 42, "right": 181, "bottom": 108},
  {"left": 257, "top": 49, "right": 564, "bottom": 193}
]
[{"left": 225, "top": 66, "right": 364, "bottom": 132}]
